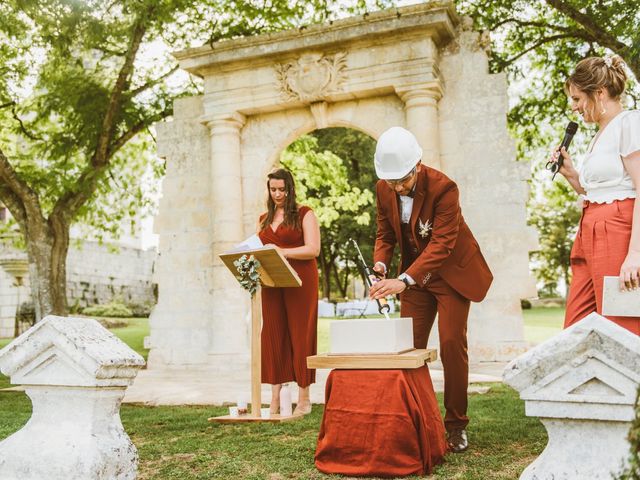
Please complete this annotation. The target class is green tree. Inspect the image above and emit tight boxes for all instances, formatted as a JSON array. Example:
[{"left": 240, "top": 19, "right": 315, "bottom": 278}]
[
  {"left": 458, "top": 0, "right": 639, "bottom": 293},
  {"left": 459, "top": 0, "right": 640, "bottom": 156},
  {"left": 617, "top": 387, "right": 640, "bottom": 480},
  {"left": 312, "top": 128, "right": 382, "bottom": 298},
  {"left": 281, "top": 131, "right": 376, "bottom": 300},
  {"left": 618, "top": 386, "right": 640, "bottom": 479},
  {"left": 0, "top": 0, "right": 390, "bottom": 319},
  {"left": 528, "top": 180, "right": 581, "bottom": 296}
]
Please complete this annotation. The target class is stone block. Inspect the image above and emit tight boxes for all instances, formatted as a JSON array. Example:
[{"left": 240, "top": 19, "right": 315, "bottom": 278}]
[
  {"left": 330, "top": 317, "right": 413, "bottom": 354},
  {"left": 0, "top": 315, "right": 145, "bottom": 479},
  {"left": 503, "top": 313, "right": 640, "bottom": 479}
]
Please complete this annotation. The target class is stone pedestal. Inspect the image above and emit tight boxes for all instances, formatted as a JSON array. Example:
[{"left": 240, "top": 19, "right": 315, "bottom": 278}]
[
  {"left": 503, "top": 313, "right": 640, "bottom": 479},
  {"left": 0, "top": 315, "right": 145, "bottom": 480}
]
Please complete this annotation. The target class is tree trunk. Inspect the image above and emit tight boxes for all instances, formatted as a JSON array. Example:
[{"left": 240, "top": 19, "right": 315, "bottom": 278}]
[
  {"left": 25, "top": 216, "right": 69, "bottom": 320},
  {"left": 563, "top": 263, "right": 571, "bottom": 300},
  {"left": 332, "top": 259, "right": 348, "bottom": 299},
  {"left": 318, "top": 244, "right": 332, "bottom": 301}
]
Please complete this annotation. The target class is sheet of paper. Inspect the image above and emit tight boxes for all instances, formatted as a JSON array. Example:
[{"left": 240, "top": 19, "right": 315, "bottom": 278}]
[
  {"left": 227, "top": 234, "right": 264, "bottom": 253},
  {"left": 601, "top": 276, "right": 640, "bottom": 317}
]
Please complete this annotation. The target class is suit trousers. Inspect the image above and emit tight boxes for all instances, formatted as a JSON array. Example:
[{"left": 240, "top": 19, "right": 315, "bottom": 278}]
[{"left": 400, "top": 274, "right": 470, "bottom": 430}]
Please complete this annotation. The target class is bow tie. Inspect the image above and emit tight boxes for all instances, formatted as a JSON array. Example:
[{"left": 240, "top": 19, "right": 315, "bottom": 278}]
[{"left": 399, "top": 190, "right": 415, "bottom": 199}]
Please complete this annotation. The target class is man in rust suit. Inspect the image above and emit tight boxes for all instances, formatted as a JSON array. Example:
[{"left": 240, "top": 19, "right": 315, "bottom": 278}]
[{"left": 369, "top": 127, "right": 493, "bottom": 453}]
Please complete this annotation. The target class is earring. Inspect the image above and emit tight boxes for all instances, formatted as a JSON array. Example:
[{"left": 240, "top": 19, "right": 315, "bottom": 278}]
[
  {"left": 285, "top": 193, "right": 288, "bottom": 196},
  {"left": 598, "top": 97, "right": 606, "bottom": 115}
]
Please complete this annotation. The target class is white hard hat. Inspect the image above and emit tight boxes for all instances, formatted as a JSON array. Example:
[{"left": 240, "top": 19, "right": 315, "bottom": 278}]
[{"left": 374, "top": 127, "right": 422, "bottom": 179}]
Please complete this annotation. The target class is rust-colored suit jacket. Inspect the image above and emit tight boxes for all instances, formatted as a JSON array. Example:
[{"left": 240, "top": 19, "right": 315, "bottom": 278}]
[{"left": 374, "top": 164, "right": 493, "bottom": 302}]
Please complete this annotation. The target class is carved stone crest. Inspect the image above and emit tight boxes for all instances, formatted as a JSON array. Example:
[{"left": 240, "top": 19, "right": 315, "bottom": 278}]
[{"left": 275, "top": 52, "right": 347, "bottom": 102}]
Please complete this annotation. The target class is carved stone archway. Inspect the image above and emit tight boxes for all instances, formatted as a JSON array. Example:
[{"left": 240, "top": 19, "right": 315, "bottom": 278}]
[{"left": 146, "top": 2, "right": 537, "bottom": 401}]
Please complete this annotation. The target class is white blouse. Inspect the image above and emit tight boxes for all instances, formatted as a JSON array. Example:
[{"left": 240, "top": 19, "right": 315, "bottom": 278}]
[{"left": 578, "top": 110, "right": 640, "bottom": 203}]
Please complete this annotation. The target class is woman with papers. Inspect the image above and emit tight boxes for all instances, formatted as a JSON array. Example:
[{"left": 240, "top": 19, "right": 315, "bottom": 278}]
[{"left": 258, "top": 168, "right": 321, "bottom": 415}]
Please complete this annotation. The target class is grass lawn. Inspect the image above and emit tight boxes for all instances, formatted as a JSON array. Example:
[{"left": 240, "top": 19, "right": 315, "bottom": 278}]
[
  {"left": 0, "top": 309, "right": 559, "bottom": 479},
  {"left": 0, "top": 383, "right": 545, "bottom": 479},
  {"left": 522, "top": 307, "right": 564, "bottom": 345}
]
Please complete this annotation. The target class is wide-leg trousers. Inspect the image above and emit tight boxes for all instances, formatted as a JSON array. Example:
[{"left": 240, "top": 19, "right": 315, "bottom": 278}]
[
  {"left": 565, "top": 198, "right": 640, "bottom": 335},
  {"left": 261, "top": 258, "right": 318, "bottom": 388},
  {"left": 400, "top": 274, "right": 471, "bottom": 430}
]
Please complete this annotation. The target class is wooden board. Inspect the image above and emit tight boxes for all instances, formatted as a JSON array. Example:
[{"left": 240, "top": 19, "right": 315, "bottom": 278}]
[
  {"left": 208, "top": 412, "right": 305, "bottom": 424},
  {"left": 327, "top": 347, "right": 414, "bottom": 356},
  {"left": 306, "top": 348, "right": 437, "bottom": 370},
  {"left": 219, "top": 246, "right": 301, "bottom": 288}
]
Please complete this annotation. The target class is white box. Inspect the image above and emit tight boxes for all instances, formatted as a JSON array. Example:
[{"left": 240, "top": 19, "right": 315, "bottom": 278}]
[{"left": 329, "top": 317, "right": 414, "bottom": 355}]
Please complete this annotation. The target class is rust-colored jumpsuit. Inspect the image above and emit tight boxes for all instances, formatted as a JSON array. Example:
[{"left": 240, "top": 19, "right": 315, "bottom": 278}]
[{"left": 259, "top": 206, "right": 318, "bottom": 387}]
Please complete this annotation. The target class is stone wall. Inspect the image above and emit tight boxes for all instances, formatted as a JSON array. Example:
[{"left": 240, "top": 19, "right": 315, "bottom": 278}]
[
  {"left": 66, "top": 241, "right": 157, "bottom": 309},
  {"left": 0, "top": 267, "right": 28, "bottom": 338},
  {"left": 430, "top": 21, "right": 538, "bottom": 360},
  {"left": 149, "top": 96, "right": 217, "bottom": 367},
  {"left": 0, "top": 242, "right": 156, "bottom": 338}
]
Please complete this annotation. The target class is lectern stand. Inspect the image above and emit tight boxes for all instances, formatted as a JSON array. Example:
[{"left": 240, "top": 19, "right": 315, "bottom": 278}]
[{"left": 209, "top": 246, "right": 302, "bottom": 423}]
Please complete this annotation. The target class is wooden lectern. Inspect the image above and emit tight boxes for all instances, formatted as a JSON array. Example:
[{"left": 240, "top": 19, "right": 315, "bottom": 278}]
[{"left": 209, "top": 246, "right": 302, "bottom": 423}]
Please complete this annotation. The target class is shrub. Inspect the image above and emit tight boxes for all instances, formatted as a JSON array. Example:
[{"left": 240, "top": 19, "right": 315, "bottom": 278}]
[
  {"left": 127, "top": 302, "right": 154, "bottom": 318},
  {"left": 16, "top": 300, "right": 36, "bottom": 326},
  {"left": 618, "top": 386, "right": 640, "bottom": 479},
  {"left": 520, "top": 298, "right": 532, "bottom": 310},
  {"left": 82, "top": 301, "right": 133, "bottom": 318}
]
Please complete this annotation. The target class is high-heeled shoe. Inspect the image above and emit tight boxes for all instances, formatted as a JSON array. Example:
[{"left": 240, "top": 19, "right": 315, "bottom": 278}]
[{"left": 293, "top": 402, "right": 312, "bottom": 415}]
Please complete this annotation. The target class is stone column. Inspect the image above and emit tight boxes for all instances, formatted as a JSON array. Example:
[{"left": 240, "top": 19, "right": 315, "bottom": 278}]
[
  {"left": 397, "top": 85, "right": 443, "bottom": 170},
  {"left": 204, "top": 112, "right": 246, "bottom": 251},
  {"left": 202, "top": 112, "right": 251, "bottom": 358}
]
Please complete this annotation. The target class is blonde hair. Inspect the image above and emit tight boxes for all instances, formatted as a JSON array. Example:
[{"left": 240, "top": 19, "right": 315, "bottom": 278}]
[{"left": 565, "top": 55, "right": 627, "bottom": 117}]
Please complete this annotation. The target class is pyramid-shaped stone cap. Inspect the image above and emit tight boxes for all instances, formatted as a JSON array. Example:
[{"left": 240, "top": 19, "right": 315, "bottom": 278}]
[
  {"left": 503, "top": 313, "right": 640, "bottom": 419},
  {"left": 0, "top": 315, "right": 145, "bottom": 387}
]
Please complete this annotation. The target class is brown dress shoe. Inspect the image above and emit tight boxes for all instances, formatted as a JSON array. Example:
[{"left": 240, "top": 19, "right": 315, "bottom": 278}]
[{"left": 447, "top": 428, "right": 468, "bottom": 453}]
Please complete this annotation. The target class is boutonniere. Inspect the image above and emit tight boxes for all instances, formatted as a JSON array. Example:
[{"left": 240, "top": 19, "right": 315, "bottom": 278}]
[{"left": 418, "top": 218, "right": 432, "bottom": 239}]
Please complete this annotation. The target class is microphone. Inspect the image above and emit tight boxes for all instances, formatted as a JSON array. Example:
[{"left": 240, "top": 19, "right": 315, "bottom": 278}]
[{"left": 551, "top": 121, "right": 579, "bottom": 180}]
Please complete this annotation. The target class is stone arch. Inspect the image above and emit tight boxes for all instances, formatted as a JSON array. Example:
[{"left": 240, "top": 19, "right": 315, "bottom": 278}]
[
  {"left": 242, "top": 97, "right": 404, "bottom": 230},
  {"left": 150, "top": 1, "right": 537, "bottom": 394}
]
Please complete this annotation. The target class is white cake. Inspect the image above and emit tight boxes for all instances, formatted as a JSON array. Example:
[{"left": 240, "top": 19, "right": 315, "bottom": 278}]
[{"left": 329, "top": 317, "right": 414, "bottom": 355}]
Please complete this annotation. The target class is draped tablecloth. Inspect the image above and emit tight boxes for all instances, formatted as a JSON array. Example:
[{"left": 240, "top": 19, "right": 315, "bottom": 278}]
[{"left": 315, "top": 365, "right": 448, "bottom": 477}]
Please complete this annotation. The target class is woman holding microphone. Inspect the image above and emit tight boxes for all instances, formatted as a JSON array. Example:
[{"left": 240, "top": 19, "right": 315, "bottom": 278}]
[{"left": 551, "top": 55, "right": 640, "bottom": 335}]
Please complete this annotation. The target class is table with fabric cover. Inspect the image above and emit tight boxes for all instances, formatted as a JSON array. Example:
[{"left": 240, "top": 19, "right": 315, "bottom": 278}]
[{"left": 315, "top": 365, "right": 447, "bottom": 477}]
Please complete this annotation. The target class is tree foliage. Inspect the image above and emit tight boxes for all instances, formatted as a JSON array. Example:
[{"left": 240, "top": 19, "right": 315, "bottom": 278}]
[
  {"left": 459, "top": 0, "right": 640, "bottom": 295},
  {"left": 0, "top": 0, "right": 392, "bottom": 317},
  {"left": 281, "top": 129, "right": 377, "bottom": 300},
  {"left": 528, "top": 180, "right": 581, "bottom": 296},
  {"left": 459, "top": 0, "right": 639, "bottom": 156}
]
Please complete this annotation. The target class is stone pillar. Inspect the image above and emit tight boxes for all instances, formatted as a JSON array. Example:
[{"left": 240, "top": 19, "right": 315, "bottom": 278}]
[
  {"left": 397, "top": 85, "right": 443, "bottom": 170},
  {"left": 202, "top": 113, "right": 250, "bottom": 356},
  {"left": 0, "top": 315, "right": 145, "bottom": 480},
  {"left": 503, "top": 313, "right": 640, "bottom": 479},
  {"left": 0, "top": 254, "right": 29, "bottom": 337}
]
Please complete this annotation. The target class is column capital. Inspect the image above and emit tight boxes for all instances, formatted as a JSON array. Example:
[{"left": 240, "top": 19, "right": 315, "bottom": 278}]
[
  {"left": 200, "top": 112, "right": 246, "bottom": 132},
  {"left": 395, "top": 83, "right": 443, "bottom": 105}
]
